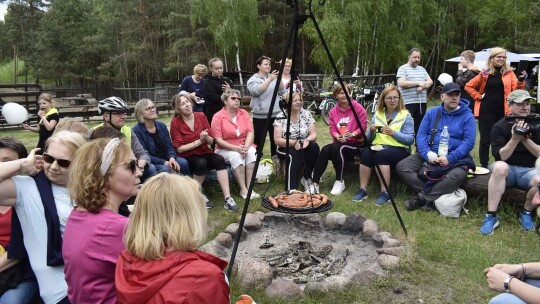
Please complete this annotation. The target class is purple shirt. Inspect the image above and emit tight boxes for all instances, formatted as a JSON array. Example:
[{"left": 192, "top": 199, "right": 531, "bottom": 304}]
[{"left": 63, "top": 209, "right": 128, "bottom": 304}]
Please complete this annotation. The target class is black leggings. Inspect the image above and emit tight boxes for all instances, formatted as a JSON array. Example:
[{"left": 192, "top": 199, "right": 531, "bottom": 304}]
[
  {"left": 312, "top": 143, "right": 361, "bottom": 183},
  {"left": 253, "top": 117, "right": 277, "bottom": 156},
  {"left": 277, "top": 142, "right": 320, "bottom": 190},
  {"left": 478, "top": 112, "right": 503, "bottom": 167},
  {"left": 185, "top": 153, "right": 227, "bottom": 176},
  {"left": 360, "top": 146, "right": 410, "bottom": 168}
]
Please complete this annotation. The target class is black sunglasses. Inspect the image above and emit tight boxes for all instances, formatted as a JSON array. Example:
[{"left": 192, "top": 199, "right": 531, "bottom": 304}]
[
  {"left": 120, "top": 159, "right": 138, "bottom": 174},
  {"left": 43, "top": 153, "right": 71, "bottom": 168}
]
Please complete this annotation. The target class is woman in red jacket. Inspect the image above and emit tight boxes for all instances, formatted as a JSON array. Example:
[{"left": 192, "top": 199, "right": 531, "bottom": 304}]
[
  {"left": 115, "top": 173, "right": 230, "bottom": 304},
  {"left": 465, "top": 47, "right": 526, "bottom": 168}
]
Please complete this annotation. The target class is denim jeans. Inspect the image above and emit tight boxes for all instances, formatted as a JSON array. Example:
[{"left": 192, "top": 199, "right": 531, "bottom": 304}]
[
  {"left": 154, "top": 157, "right": 190, "bottom": 176},
  {"left": 0, "top": 280, "right": 39, "bottom": 304},
  {"left": 488, "top": 279, "right": 540, "bottom": 304}
]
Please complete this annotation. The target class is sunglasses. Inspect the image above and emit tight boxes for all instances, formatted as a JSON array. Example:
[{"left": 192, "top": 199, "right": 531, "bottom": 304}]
[
  {"left": 43, "top": 153, "right": 71, "bottom": 168},
  {"left": 229, "top": 97, "right": 240, "bottom": 100},
  {"left": 145, "top": 105, "right": 156, "bottom": 111},
  {"left": 119, "top": 159, "right": 138, "bottom": 174}
]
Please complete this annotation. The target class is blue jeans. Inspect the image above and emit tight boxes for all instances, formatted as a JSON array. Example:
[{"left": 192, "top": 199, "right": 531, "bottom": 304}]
[
  {"left": 154, "top": 157, "right": 190, "bottom": 175},
  {"left": 140, "top": 163, "right": 158, "bottom": 182},
  {"left": 0, "top": 280, "right": 39, "bottom": 304},
  {"left": 489, "top": 279, "right": 540, "bottom": 304},
  {"left": 489, "top": 163, "right": 536, "bottom": 189}
]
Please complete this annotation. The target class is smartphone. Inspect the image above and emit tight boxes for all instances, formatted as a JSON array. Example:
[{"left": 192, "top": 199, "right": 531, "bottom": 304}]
[{"left": 516, "top": 60, "right": 528, "bottom": 77}]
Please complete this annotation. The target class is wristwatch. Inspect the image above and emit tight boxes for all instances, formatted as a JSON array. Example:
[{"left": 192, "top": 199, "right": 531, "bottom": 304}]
[{"left": 504, "top": 276, "right": 513, "bottom": 293}]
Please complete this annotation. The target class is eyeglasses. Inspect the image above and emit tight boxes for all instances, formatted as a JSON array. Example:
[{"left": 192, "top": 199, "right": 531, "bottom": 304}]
[
  {"left": 385, "top": 96, "right": 400, "bottom": 101},
  {"left": 43, "top": 153, "right": 71, "bottom": 168},
  {"left": 119, "top": 159, "right": 138, "bottom": 174},
  {"left": 145, "top": 105, "right": 156, "bottom": 111},
  {"left": 229, "top": 97, "right": 240, "bottom": 100}
]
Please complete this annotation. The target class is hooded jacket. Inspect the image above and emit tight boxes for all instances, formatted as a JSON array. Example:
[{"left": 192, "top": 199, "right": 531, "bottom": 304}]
[
  {"left": 327, "top": 99, "right": 367, "bottom": 144},
  {"left": 115, "top": 250, "right": 229, "bottom": 304},
  {"left": 417, "top": 99, "right": 476, "bottom": 165},
  {"left": 464, "top": 68, "right": 525, "bottom": 117}
]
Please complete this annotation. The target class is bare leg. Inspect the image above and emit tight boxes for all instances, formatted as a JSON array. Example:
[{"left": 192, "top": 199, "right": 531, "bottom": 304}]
[
  {"left": 374, "top": 165, "right": 391, "bottom": 192},
  {"left": 359, "top": 164, "right": 372, "bottom": 190},
  {"left": 246, "top": 162, "right": 255, "bottom": 189},
  {"left": 216, "top": 169, "right": 231, "bottom": 198},
  {"left": 232, "top": 165, "right": 248, "bottom": 195},
  {"left": 487, "top": 161, "right": 509, "bottom": 212},
  {"left": 525, "top": 175, "right": 540, "bottom": 211},
  {"left": 193, "top": 174, "right": 206, "bottom": 186}
]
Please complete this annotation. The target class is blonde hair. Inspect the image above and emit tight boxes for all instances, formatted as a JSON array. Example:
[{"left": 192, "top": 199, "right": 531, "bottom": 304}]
[
  {"left": 284, "top": 91, "right": 301, "bottom": 104},
  {"left": 377, "top": 85, "right": 405, "bottom": 113},
  {"left": 45, "top": 130, "right": 86, "bottom": 156},
  {"left": 487, "top": 47, "right": 511, "bottom": 74},
  {"left": 460, "top": 50, "right": 475, "bottom": 63},
  {"left": 134, "top": 98, "right": 153, "bottom": 123},
  {"left": 285, "top": 58, "right": 292, "bottom": 65},
  {"left": 39, "top": 93, "right": 55, "bottom": 108},
  {"left": 54, "top": 118, "right": 89, "bottom": 137},
  {"left": 193, "top": 64, "right": 207, "bottom": 75},
  {"left": 125, "top": 174, "right": 208, "bottom": 260},
  {"left": 69, "top": 138, "right": 131, "bottom": 213}
]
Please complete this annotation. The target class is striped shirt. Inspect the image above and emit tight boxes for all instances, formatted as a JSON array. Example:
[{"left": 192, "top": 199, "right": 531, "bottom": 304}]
[{"left": 396, "top": 64, "right": 429, "bottom": 105}]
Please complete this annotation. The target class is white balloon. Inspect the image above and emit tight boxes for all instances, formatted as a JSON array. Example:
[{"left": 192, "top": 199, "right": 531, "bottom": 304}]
[
  {"left": 1, "top": 103, "right": 29, "bottom": 125},
  {"left": 437, "top": 73, "right": 453, "bottom": 86}
]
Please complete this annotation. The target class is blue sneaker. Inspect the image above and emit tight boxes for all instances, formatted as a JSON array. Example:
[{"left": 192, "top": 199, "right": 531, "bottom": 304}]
[
  {"left": 352, "top": 188, "right": 368, "bottom": 202},
  {"left": 479, "top": 214, "right": 499, "bottom": 235},
  {"left": 519, "top": 210, "right": 535, "bottom": 231},
  {"left": 375, "top": 192, "right": 391, "bottom": 206}
]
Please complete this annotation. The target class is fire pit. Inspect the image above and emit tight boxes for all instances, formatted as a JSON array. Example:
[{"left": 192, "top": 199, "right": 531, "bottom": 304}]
[{"left": 200, "top": 211, "right": 408, "bottom": 300}]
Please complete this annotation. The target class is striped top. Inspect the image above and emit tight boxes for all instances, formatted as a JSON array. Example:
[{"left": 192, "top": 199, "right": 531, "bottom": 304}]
[{"left": 396, "top": 64, "right": 429, "bottom": 105}]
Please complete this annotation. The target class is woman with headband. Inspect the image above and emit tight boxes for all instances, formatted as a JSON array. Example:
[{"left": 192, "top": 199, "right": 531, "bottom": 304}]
[
  {"left": 0, "top": 131, "right": 86, "bottom": 304},
  {"left": 62, "top": 138, "right": 142, "bottom": 304}
]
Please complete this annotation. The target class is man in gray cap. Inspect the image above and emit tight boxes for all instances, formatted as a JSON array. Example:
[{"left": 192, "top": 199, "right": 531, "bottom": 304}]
[{"left": 480, "top": 89, "right": 540, "bottom": 235}]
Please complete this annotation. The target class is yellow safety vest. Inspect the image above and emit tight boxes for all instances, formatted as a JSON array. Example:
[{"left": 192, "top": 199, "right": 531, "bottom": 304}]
[
  {"left": 93, "top": 123, "right": 132, "bottom": 144},
  {"left": 372, "top": 110, "right": 409, "bottom": 148}
]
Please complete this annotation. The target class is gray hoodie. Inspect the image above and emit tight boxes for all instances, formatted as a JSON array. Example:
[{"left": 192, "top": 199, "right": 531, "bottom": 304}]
[{"left": 247, "top": 73, "right": 286, "bottom": 119}]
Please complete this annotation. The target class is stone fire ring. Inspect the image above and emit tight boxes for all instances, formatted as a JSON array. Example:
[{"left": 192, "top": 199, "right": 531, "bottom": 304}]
[{"left": 200, "top": 211, "right": 409, "bottom": 300}]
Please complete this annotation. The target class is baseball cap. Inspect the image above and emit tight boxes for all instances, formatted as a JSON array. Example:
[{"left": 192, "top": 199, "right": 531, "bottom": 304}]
[
  {"left": 508, "top": 89, "right": 536, "bottom": 104},
  {"left": 442, "top": 82, "right": 461, "bottom": 94}
]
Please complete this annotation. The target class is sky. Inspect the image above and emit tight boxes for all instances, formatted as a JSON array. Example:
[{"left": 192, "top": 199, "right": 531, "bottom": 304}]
[{"left": 0, "top": 3, "right": 6, "bottom": 21}]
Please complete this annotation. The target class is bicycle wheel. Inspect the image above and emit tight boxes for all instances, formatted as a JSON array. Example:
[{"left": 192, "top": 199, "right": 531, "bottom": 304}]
[{"left": 321, "top": 98, "right": 336, "bottom": 125}]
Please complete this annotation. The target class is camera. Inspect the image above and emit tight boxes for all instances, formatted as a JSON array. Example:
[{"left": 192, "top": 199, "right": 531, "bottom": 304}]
[{"left": 506, "top": 114, "right": 540, "bottom": 136}]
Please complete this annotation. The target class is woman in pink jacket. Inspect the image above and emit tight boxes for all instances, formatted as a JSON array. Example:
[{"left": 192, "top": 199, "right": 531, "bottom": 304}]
[{"left": 311, "top": 83, "right": 367, "bottom": 195}]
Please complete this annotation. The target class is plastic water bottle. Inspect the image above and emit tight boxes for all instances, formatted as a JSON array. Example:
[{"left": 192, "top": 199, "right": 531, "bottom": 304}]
[{"left": 438, "top": 126, "right": 449, "bottom": 156}]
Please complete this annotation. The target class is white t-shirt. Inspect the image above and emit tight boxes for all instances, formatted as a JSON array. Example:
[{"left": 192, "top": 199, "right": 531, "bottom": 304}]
[
  {"left": 13, "top": 175, "right": 72, "bottom": 304},
  {"left": 396, "top": 64, "right": 430, "bottom": 105}
]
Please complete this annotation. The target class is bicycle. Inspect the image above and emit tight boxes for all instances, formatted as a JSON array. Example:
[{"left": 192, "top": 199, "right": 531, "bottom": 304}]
[{"left": 303, "top": 89, "right": 335, "bottom": 125}]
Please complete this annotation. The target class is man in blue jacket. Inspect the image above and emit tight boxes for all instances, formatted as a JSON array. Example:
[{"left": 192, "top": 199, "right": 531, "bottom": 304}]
[{"left": 396, "top": 82, "right": 476, "bottom": 211}]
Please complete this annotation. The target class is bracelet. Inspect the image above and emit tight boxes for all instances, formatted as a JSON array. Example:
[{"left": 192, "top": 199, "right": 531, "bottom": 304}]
[{"left": 504, "top": 276, "right": 513, "bottom": 293}]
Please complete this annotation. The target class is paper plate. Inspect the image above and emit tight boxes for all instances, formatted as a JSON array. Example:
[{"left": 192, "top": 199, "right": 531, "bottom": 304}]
[
  {"left": 371, "top": 144, "right": 384, "bottom": 151},
  {"left": 469, "top": 167, "right": 490, "bottom": 175}
]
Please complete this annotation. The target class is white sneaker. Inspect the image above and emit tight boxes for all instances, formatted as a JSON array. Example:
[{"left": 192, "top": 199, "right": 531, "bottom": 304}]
[
  {"left": 240, "top": 191, "right": 260, "bottom": 199},
  {"left": 330, "top": 180, "right": 345, "bottom": 196},
  {"left": 307, "top": 183, "right": 319, "bottom": 194},
  {"left": 300, "top": 177, "right": 308, "bottom": 190}
]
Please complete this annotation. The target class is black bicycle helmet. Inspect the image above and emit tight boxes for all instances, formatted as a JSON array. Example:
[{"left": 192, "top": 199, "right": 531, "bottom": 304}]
[{"left": 98, "top": 96, "right": 129, "bottom": 114}]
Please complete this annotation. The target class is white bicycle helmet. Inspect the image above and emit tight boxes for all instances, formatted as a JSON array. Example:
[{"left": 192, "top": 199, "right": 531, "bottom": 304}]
[{"left": 98, "top": 96, "right": 129, "bottom": 114}]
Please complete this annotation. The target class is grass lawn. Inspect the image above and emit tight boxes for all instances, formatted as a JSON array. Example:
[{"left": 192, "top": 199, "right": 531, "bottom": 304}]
[{"left": 1, "top": 112, "right": 538, "bottom": 303}]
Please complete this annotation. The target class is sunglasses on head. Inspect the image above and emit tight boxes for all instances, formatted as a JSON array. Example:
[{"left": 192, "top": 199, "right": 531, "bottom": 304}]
[
  {"left": 43, "top": 153, "right": 71, "bottom": 168},
  {"left": 119, "top": 159, "right": 138, "bottom": 174}
]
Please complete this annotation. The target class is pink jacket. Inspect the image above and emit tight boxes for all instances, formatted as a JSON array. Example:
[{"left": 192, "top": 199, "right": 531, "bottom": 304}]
[{"left": 328, "top": 99, "right": 367, "bottom": 144}]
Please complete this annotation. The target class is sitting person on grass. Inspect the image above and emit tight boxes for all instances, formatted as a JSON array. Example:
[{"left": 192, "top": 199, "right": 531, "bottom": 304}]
[
  {"left": 479, "top": 90, "right": 540, "bottom": 235},
  {"left": 352, "top": 85, "right": 414, "bottom": 205},
  {"left": 132, "top": 98, "right": 190, "bottom": 175},
  {"left": 273, "top": 91, "right": 319, "bottom": 192},
  {"left": 485, "top": 185, "right": 540, "bottom": 304},
  {"left": 170, "top": 92, "right": 237, "bottom": 211},
  {"left": 211, "top": 89, "right": 260, "bottom": 199},
  {"left": 396, "top": 82, "right": 476, "bottom": 211},
  {"left": 311, "top": 83, "right": 367, "bottom": 195}
]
